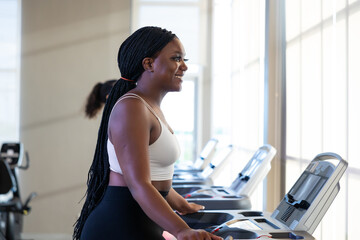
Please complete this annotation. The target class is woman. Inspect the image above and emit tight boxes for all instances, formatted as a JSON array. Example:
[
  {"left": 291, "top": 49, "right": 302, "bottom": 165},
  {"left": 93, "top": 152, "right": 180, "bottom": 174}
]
[
  {"left": 84, "top": 79, "right": 116, "bottom": 119},
  {"left": 73, "top": 26, "right": 223, "bottom": 240}
]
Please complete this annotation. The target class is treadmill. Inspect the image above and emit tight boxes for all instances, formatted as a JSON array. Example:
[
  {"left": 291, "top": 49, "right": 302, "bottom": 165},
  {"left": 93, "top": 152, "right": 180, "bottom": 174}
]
[
  {"left": 179, "top": 152, "right": 348, "bottom": 240},
  {"left": 172, "top": 145, "right": 234, "bottom": 185},
  {"left": 174, "top": 144, "right": 277, "bottom": 210},
  {"left": 174, "top": 138, "right": 218, "bottom": 173}
]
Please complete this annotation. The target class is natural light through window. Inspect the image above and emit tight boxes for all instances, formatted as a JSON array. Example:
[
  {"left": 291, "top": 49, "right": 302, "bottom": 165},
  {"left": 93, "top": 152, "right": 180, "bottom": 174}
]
[
  {"left": 285, "top": 0, "right": 360, "bottom": 239},
  {"left": 0, "top": 0, "right": 20, "bottom": 144}
]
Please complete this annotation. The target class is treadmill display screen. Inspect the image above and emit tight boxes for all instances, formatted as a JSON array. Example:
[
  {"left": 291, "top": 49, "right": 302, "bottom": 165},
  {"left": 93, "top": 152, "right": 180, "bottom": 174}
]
[
  {"left": 288, "top": 160, "right": 335, "bottom": 205},
  {"left": 241, "top": 151, "right": 266, "bottom": 177},
  {"left": 227, "top": 220, "right": 262, "bottom": 230}
]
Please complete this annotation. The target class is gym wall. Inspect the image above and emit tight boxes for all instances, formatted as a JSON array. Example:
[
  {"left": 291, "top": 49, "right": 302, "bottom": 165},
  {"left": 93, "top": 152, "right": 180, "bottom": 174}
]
[{"left": 20, "top": 0, "right": 131, "bottom": 234}]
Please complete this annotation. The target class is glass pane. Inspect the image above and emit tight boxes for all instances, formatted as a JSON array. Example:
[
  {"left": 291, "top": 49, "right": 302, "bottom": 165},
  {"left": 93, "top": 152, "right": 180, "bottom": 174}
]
[
  {"left": 238, "top": 0, "right": 261, "bottom": 63},
  {"left": 212, "top": 1, "right": 265, "bottom": 211},
  {"left": 349, "top": 0, "right": 357, "bottom": 5},
  {"left": 286, "top": 1, "right": 360, "bottom": 239},
  {"left": 0, "top": 0, "right": 19, "bottom": 144},
  {"left": 162, "top": 80, "right": 196, "bottom": 163},
  {"left": 212, "top": 0, "right": 232, "bottom": 145},
  {"left": 223, "top": 0, "right": 265, "bottom": 151},
  {"left": 236, "top": 63, "right": 263, "bottom": 150},
  {"left": 322, "top": 20, "right": 347, "bottom": 156},
  {"left": 322, "top": 0, "right": 346, "bottom": 20},
  {"left": 286, "top": 42, "right": 301, "bottom": 158},
  {"left": 349, "top": 11, "right": 360, "bottom": 170},
  {"left": 0, "top": 71, "right": 19, "bottom": 143},
  {"left": 301, "top": 32, "right": 322, "bottom": 160},
  {"left": 301, "top": 0, "right": 321, "bottom": 32},
  {"left": 0, "top": 0, "right": 18, "bottom": 69},
  {"left": 285, "top": 0, "right": 300, "bottom": 41}
]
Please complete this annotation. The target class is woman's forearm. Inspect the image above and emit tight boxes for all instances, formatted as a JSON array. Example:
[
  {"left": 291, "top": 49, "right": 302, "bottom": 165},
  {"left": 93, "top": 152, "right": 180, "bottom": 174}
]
[
  {"left": 129, "top": 182, "right": 190, "bottom": 237},
  {"left": 166, "top": 187, "right": 191, "bottom": 211}
]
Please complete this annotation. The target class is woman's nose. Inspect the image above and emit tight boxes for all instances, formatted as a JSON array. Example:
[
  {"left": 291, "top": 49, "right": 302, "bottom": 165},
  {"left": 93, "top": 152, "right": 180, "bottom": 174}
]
[{"left": 181, "top": 60, "right": 188, "bottom": 71}]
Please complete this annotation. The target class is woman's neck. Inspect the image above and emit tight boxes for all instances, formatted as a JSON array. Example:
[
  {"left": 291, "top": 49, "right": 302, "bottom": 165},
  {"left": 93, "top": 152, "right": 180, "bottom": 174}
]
[{"left": 129, "top": 87, "right": 166, "bottom": 107}]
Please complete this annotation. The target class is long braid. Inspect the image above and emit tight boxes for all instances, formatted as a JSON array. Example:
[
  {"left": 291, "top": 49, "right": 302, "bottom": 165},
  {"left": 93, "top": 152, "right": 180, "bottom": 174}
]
[
  {"left": 73, "top": 26, "right": 176, "bottom": 239},
  {"left": 73, "top": 80, "right": 135, "bottom": 239}
]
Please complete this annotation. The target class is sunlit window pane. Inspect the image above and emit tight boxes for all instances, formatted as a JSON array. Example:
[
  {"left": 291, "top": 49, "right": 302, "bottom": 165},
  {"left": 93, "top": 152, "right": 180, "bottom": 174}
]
[
  {"left": 301, "top": 0, "right": 321, "bottom": 31},
  {"left": 241, "top": 0, "right": 261, "bottom": 63},
  {"left": 0, "top": 0, "right": 19, "bottom": 144},
  {"left": 322, "top": 0, "right": 346, "bottom": 20},
  {"left": 285, "top": 0, "right": 300, "bottom": 41},
  {"left": 220, "top": 0, "right": 265, "bottom": 151},
  {"left": 0, "top": 71, "right": 19, "bottom": 143},
  {"left": 322, "top": 20, "right": 347, "bottom": 156},
  {"left": 162, "top": 80, "right": 196, "bottom": 163},
  {"left": 212, "top": 0, "right": 232, "bottom": 145},
  {"left": 0, "top": 0, "right": 18, "bottom": 69},
  {"left": 286, "top": 1, "right": 360, "bottom": 239},
  {"left": 286, "top": 42, "right": 301, "bottom": 158},
  {"left": 348, "top": 11, "right": 360, "bottom": 170},
  {"left": 301, "top": 32, "right": 322, "bottom": 160},
  {"left": 212, "top": 0, "right": 265, "bottom": 210},
  {"left": 349, "top": 0, "right": 358, "bottom": 5}
]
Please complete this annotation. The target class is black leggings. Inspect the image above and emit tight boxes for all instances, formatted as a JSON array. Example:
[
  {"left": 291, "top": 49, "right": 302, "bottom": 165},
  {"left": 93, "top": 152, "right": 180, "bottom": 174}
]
[{"left": 80, "top": 186, "right": 168, "bottom": 240}]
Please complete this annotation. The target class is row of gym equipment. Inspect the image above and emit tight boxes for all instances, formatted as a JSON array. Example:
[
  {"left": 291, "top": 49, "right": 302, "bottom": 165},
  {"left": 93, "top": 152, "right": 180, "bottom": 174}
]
[{"left": 171, "top": 139, "right": 348, "bottom": 240}]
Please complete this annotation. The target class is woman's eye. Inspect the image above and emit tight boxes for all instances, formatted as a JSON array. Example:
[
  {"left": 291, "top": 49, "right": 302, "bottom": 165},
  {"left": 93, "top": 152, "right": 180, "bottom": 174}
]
[
  {"left": 173, "top": 57, "right": 182, "bottom": 62},
  {"left": 172, "top": 56, "right": 189, "bottom": 62}
]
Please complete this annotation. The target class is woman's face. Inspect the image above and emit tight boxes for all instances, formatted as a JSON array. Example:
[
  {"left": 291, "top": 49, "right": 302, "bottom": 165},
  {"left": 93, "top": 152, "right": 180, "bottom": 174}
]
[{"left": 151, "top": 38, "right": 188, "bottom": 92}]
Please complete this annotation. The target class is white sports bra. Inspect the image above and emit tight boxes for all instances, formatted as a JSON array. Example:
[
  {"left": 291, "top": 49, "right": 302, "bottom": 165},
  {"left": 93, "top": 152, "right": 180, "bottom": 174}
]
[{"left": 107, "top": 93, "right": 181, "bottom": 181}]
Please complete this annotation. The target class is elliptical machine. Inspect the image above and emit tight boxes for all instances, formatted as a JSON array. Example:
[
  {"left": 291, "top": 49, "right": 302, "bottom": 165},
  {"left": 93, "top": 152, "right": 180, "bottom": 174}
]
[{"left": 0, "top": 143, "right": 37, "bottom": 240}]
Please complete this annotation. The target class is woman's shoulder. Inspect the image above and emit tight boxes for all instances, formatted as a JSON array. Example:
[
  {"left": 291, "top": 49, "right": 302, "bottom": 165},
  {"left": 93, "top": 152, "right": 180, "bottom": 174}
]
[
  {"left": 111, "top": 95, "right": 149, "bottom": 118},
  {"left": 108, "top": 94, "right": 154, "bottom": 139}
]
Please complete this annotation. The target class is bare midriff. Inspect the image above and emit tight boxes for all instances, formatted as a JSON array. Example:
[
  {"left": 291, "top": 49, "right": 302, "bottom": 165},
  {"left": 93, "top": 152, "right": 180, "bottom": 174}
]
[{"left": 108, "top": 170, "right": 172, "bottom": 192}]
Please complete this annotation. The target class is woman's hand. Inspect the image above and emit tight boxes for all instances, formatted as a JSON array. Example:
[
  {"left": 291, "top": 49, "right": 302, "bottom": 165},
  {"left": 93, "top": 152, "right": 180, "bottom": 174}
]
[
  {"left": 176, "top": 228, "right": 223, "bottom": 240},
  {"left": 167, "top": 188, "right": 208, "bottom": 215},
  {"left": 176, "top": 202, "right": 205, "bottom": 215}
]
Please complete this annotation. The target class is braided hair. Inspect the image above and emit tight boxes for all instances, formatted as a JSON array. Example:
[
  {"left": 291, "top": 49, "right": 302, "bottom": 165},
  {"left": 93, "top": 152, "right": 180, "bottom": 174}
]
[
  {"left": 84, "top": 79, "right": 117, "bottom": 119},
  {"left": 73, "top": 26, "right": 176, "bottom": 239}
]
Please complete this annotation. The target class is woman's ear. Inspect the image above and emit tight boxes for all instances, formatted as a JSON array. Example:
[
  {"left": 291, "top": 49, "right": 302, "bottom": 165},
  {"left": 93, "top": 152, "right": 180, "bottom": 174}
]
[{"left": 142, "top": 57, "right": 154, "bottom": 72}]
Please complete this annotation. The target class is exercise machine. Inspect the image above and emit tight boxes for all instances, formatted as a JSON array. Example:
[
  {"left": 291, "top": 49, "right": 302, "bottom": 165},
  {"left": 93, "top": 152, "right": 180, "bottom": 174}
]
[
  {"left": 174, "top": 145, "right": 276, "bottom": 210},
  {"left": 0, "top": 142, "right": 37, "bottom": 240},
  {"left": 180, "top": 152, "right": 348, "bottom": 239}
]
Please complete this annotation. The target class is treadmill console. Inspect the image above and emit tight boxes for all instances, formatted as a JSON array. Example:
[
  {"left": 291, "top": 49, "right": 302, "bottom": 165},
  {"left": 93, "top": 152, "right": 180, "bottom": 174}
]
[
  {"left": 193, "top": 139, "right": 219, "bottom": 169},
  {"left": 271, "top": 152, "right": 348, "bottom": 234},
  {"left": 229, "top": 144, "right": 277, "bottom": 197}
]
